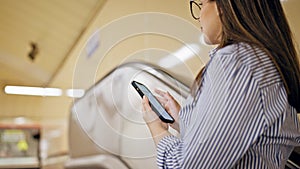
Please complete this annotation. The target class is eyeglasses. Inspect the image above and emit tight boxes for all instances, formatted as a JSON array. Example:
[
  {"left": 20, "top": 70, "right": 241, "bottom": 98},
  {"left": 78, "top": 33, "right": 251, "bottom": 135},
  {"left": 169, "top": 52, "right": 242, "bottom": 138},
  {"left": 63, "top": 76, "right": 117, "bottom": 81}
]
[{"left": 190, "top": 0, "right": 202, "bottom": 20}]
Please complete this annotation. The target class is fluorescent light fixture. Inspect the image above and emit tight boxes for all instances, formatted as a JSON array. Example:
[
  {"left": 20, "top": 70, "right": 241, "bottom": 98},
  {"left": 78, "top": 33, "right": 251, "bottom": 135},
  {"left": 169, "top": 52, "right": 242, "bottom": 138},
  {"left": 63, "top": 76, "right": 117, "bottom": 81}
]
[
  {"left": 66, "top": 89, "right": 85, "bottom": 98},
  {"left": 14, "top": 117, "right": 27, "bottom": 124},
  {"left": 4, "top": 86, "right": 62, "bottom": 96},
  {"left": 158, "top": 44, "right": 200, "bottom": 68}
]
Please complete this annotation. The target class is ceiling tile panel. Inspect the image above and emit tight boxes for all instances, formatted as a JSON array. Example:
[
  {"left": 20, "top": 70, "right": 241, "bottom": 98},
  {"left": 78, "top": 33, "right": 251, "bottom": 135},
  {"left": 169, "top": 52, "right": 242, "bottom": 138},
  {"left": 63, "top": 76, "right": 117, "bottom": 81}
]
[{"left": 0, "top": 0, "right": 105, "bottom": 86}]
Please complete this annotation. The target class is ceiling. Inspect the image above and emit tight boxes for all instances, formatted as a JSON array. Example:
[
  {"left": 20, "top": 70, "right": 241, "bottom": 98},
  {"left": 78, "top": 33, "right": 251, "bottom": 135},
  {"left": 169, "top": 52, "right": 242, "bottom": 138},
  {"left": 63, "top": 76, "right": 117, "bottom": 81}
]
[
  {"left": 0, "top": 0, "right": 105, "bottom": 86},
  {"left": 0, "top": 0, "right": 299, "bottom": 87}
]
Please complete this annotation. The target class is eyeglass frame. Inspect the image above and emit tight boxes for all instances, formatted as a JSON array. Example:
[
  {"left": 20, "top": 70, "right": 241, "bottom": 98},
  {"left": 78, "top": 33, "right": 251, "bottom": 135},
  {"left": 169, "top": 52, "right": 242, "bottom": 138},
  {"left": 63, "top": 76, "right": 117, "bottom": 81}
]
[{"left": 190, "top": 0, "right": 202, "bottom": 20}]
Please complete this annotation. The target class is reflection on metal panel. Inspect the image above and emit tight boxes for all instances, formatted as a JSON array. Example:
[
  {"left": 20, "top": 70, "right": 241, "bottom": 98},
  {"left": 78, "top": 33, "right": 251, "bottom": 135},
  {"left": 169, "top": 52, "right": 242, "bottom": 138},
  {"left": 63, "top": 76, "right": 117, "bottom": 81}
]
[{"left": 67, "top": 62, "right": 189, "bottom": 169}]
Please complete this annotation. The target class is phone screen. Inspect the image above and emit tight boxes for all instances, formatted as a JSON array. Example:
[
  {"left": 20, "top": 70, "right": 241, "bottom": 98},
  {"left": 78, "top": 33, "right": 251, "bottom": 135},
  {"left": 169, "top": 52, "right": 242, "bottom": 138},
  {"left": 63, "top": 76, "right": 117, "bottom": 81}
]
[{"left": 132, "top": 81, "right": 174, "bottom": 123}]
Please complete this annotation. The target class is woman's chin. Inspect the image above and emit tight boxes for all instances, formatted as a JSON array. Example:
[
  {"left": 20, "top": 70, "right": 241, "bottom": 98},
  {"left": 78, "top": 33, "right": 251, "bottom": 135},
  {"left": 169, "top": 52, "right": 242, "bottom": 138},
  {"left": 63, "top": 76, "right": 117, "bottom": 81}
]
[
  {"left": 200, "top": 34, "right": 219, "bottom": 46},
  {"left": 200, "top": 34, "right": 211, "bottom": 46}
]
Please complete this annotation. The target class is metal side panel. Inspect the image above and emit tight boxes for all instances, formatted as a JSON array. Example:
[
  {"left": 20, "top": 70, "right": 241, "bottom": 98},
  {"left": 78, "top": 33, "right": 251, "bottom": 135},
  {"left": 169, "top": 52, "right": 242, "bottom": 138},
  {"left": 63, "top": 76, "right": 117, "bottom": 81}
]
[{"left": 68, "top": 62, "right": 190, "bottom": 169}]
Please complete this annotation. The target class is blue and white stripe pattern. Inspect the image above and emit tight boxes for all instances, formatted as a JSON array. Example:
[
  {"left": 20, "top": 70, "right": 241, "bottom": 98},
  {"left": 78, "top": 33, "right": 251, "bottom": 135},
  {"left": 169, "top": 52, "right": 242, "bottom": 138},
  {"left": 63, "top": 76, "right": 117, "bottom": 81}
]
[{"left": 157, "top": 43, "right": 300, "bottom": 168}]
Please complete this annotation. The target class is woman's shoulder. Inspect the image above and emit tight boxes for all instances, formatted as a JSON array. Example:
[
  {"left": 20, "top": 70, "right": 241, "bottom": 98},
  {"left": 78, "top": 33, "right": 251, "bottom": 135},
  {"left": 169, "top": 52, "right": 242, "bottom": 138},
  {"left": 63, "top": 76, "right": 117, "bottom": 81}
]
[
  {"left": 213, "top": 42, "right": 282, "bottom": 87},
  {"left": 215, "top": 42, "right": 266, "bottom": 59}
]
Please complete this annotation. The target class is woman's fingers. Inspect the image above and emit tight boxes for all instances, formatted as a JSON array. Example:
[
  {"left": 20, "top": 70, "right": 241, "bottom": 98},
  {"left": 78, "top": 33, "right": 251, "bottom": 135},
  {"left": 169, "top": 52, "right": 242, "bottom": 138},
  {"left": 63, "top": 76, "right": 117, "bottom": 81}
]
[
  {"left": 142, "top": 96, "right": 150, "bottom": 110},
  {"left": 156, "top": 89, "right": 169, "bottom": 96},
  {"left": 155, "top": 89, "right": 175, "bottom": 103},
  {"left": 155, "top": 89, "right": 176, "bottom": 107},
  {"left": 154, "top": 89, "right": 181, "bottom": 132},
  {"left": 142, "top": 96, "right": 159, "bottom": 123},
  {"left": 156, "top": 96, "right": 167, "bottom": 106},
  {"left": 154, "top": 88, "right": 165, "bottom": 96}
]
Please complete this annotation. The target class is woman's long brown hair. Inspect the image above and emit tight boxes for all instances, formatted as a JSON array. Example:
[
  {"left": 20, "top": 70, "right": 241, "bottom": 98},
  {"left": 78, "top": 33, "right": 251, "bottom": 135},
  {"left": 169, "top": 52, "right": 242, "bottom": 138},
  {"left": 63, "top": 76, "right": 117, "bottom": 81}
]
[{"left": 192, "top": 0, "right": 300, "bottom": 112}]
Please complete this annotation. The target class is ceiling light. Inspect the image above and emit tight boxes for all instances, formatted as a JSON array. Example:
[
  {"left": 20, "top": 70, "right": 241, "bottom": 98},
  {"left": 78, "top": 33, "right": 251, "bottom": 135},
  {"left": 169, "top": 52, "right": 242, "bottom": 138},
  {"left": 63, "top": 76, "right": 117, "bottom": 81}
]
[
  {"left": 66, "top": 89, "right": 85, "bottom": 98},
  {"left": 158, "top": 44, "right": 200, "bottom": 68},
  {"left": 4, "top": 86, "right": 62, "bottom": 97}
]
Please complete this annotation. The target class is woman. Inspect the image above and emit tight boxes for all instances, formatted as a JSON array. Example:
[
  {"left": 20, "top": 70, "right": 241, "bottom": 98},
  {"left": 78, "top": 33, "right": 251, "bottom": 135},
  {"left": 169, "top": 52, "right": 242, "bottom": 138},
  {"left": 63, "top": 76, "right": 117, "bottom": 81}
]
[{"left": 141, "top": 0, "right": 300, "bottom": 168}]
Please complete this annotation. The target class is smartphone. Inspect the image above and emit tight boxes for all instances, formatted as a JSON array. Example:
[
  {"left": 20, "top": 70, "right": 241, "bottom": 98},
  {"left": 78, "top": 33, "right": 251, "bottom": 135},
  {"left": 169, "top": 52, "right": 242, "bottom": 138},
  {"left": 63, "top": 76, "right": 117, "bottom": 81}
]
[{"left": 131, "top": 80, "right": 174, "bottom": 123}]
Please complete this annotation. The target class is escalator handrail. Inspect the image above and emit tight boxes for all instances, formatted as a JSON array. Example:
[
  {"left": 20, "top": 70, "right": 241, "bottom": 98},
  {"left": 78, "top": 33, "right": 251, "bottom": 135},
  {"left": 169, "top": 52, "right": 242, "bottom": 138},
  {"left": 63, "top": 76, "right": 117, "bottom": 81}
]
[{"left": 74, "top": 62, "right": 191, "bottom": 104}]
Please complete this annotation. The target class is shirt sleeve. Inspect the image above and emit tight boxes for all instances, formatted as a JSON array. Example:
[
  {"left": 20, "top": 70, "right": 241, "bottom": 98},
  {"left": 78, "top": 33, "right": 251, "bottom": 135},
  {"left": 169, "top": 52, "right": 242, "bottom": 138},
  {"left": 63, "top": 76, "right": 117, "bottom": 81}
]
[
  {"left": 157, "top": 135, "right": 183, "bottom": 169},
  {"left": 156, "top": 54, "right": 269, "bottom": 168}
]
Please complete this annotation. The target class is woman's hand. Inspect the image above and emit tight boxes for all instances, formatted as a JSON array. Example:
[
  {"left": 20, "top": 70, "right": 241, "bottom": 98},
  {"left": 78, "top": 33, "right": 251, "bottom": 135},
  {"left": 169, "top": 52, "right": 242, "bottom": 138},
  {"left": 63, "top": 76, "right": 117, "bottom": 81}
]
[
  {"left": 155, "top": 89, "right": 181, "bottom": 132},
  {"left": 142, "top": 96, "right": 170, "bottom": 145}
]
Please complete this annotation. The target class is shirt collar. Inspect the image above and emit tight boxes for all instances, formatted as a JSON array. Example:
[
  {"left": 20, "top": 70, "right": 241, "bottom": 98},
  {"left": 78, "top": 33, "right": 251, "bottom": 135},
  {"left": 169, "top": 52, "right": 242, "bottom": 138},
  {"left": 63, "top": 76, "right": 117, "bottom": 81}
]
[
  {"left": 209, "top": 43, "right": 239, "bottom": 58},
  {"left": 209, "top": 47, "right": 218, "bottom": 58}
]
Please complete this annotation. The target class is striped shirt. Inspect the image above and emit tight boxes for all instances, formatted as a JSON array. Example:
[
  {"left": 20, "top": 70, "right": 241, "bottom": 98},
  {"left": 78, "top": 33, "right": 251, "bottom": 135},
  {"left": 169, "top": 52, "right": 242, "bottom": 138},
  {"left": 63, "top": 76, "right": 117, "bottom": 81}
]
[{"left": 157, "top": 43, "right": 300, "bottom": 169}]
